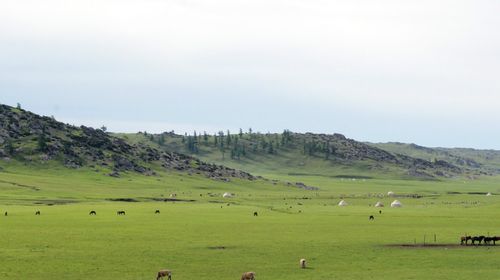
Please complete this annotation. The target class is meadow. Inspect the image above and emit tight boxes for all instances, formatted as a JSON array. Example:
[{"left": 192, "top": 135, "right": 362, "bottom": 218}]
[{"left": 1, "top": 163, "right": 500, "bottom": 279}]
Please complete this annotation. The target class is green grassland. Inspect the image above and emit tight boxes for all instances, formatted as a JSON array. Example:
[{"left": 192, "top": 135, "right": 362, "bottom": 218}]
[{"left": 1, "top": 161, "right": 500, "bottom": 279}]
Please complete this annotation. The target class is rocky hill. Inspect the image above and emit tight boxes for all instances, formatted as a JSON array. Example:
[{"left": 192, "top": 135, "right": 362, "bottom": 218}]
[
  {"left": 0, "top": 104, "right": 254, "bottom": 181},
  {"left": 124, "top": 130, "right": 490, "bottom": 179}
]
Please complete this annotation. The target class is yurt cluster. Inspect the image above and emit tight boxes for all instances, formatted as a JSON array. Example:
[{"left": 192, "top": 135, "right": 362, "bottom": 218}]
[{"left": 338, "top": 191, "right": 403, "bottom": 208}]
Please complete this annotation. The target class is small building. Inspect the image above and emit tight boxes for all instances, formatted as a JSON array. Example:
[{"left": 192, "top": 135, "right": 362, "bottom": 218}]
[
  {"left": 390, "top": 200, "right": 402, "bottom": 208},
  {"left": 222, "top": 192, "right": 234, "bottom": 198}
]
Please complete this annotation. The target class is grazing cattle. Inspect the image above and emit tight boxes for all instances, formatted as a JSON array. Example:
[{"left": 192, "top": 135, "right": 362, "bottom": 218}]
[
  {"left": 155, "top": 210, "right": 160, "bottom": 214},
  {"left": 89, "top": 211, "right": 96, "bottom": 215},
  {"left": 35, "top": 211, "right": 41, "bottom": 215},
  {"left": 369, "top": 215, "right": 375, "bottom": 220},
  {"left": 460, "top": 236, "right": 472, "bottom": 245},
  {"left": 241, "top": 271, "right": 255, "bottom": 280},
  {"left": 117, "top": 211, "right": 126, "bottom": 215},
  {"left": 471, "top": 236, "right": 485, "bottom": 245},
  {"left": 253, "top": 212, "right": 258, "bottom": 216},
  {"left": 300, "top": 258, "right": 306, "bottom": 269},
  {"left": 156, "top": 269, "right": 172, "bottom": 280}
]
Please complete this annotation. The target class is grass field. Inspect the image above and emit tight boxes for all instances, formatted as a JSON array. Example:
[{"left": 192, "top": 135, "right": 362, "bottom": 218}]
[{"left": 1, "top": 163, "right": 500, "bottom": 279}]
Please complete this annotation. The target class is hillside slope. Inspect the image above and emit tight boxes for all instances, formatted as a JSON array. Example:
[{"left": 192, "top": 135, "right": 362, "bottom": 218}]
[
  {"left": 117, "top": 130, "right": 488, "bottom": 180},
  {"left": 0, "top": 104, "right": 253, "bottom": 181}
]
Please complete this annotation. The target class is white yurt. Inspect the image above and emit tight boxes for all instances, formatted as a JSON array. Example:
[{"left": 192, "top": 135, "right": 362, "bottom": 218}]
[
  {"left": 374, "top": 201, "right": 384, "bottom": 207},
  {"left": 390, "top": 200, "right": 402, "bottom": 208},
  {"left": 338, "top": 200, "right": 348, "bottom": 206},
  {"left": 222, "top": 192, "right": 234, "bottom": 198},
  {"left": 387, "top": 191, "right": 395, "bottom": 197},
  {"left": 486, "top": 192, "right": 492, "bottom": 196}
]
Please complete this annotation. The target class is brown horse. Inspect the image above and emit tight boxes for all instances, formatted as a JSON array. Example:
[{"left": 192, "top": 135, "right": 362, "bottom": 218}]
[
  {"left": 156, "top": 269, "right": 172, "bottom": 280},
  {"left": 241, "top": 271, "right": 255, "bottom": 280},
  {"left": 460, "top": 236, "right": 472, "bottom": 245}
]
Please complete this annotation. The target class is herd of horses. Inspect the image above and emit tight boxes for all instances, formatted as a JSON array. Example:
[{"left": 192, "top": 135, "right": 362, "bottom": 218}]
[{"left": 460, "top": 235, "right": 500, "bottom": 245}]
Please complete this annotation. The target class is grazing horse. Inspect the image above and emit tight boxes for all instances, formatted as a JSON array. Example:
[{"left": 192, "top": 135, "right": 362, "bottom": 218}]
[
  {"left": 369, "top": 215, "right": 375, "bottom": 220},
  {"left": 241, "top": 272, "right": 255, "bottom": 280},
  {"left": 4, "top": 212, "right": 7, "bottom": 216},
  {"left": 472, "top": 236, "right": 485, "bottom": 245},
  {"left": 35, "top": 211, "right": 41, "bottom": 215},
  {"left": 117, "top": 211, "right": 126, "bottom": 215},
  {"left": 460, "top": 236, "right": 472, "bottom": 245},
  {"left": 483, "top": 236, "right": 500, "bottom": 245},
  {"left": 156, "top": 269, "right": 172, "bottom": 280},
  {"left": 253, "top": 212, "right": 258, "bottom": 216},
  {"left": 89, "top": 210, "right": 96, "bottom": 215},
  {"left": 155, "top": 210, "right": 160, "bottom": 214},
  {"left": 379, "top": 210, "right": 382, "bottom": 214}
]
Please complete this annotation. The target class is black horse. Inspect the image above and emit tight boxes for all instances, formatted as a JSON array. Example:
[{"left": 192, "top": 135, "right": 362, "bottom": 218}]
[
  {"left": 155, "top": 210, "right": 160, "bottom": 214},
  {"left": 253, "top": 212, "right": 258, "bottom": 216},
  {"left": 35, "top": 211, "right": 41, "bottom": 215},
  {"left": 483, "top": 236, "right": 500, "bottom": 245},
  {"left": 369, "top": 215, "right": 375, "bottom": 220},
  {"left": 117, "top": 210, "right": 126, "bottom": 215},
  {"left": 471, "top": 236, "right": 485, "bottom": 245},
  {"left": 4, "top": 212, "right": 7, "bottom": 216},
  {"left": 89, "top": 210, "right": 96, "bottom": 215}
]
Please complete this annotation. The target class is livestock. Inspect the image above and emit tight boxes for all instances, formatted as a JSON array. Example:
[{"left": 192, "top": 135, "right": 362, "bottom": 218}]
[
  {"left": 89, "top": 211, "right": 96, "bottom": 215},
  {"left": 241, "top": 272, "right": 255, "bottom": 280},
  {"left": 471, "top": 236, "right": 485, "bottom": 245},
  {"left": 253, "top": 212, "right": 258, "bottom": 216},
  {"left": 156, "top": 269, "right": 172, "bottom": 280},
  {"left": 483, "top": 236, "right": 500, "bottom": 245},
  {"left": 155, "top": 210, "right": 160, "bottom": 214},
  {"left": 4, "top": 212, "right": 7, "bottom": 216},
  {"left": 369, "top": 215, "right": 374, "bottom": 220},
  {"left": 117, "top": 211, "right": 126, "bottom": 215},
  {"left": 300, "top": 258, "right": 306, "bottom": 269},
  {"left": 35, "top": 211, "right": 41, "bottom": 215},
  {"left": 460, "top": 236, "right": 472, "bottom": 245}
]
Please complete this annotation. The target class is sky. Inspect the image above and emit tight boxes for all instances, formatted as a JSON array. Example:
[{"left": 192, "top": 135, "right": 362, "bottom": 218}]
[{"left": 1, "top": 0, "right": 500, "bottom": 149}]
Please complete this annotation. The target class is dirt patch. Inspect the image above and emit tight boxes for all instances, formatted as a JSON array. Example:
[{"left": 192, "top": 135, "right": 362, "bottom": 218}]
[
  {"left": 146, "top": 197, "right": 196, "bottom": 202},
  {"left": 33, "top": 199, "right": 77, "bottom": 205},
  {"left": 208, "top": 246, "right": 227, "bottom": 250},
  {"left": 384, "top": 244, "right": 495, "bottom": 249},
  {"left": 106, "top": 198, "right": 139, "bottom": 202}
]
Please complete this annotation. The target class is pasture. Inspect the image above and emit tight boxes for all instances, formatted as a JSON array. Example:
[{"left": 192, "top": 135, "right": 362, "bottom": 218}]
[{"left": 1, "top": 164, "right": 500, "bottom": 279}]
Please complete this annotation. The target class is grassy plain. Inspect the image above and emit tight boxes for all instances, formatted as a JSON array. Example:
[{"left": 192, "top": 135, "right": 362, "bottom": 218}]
[{"left": 1, "top": 162, "right": 500, "bottom": 279}]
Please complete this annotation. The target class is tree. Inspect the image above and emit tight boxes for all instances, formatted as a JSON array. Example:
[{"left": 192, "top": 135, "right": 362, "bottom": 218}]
[
  {"left": 37, "top": 133, "right": 48, "bottom": 152},
  {"left": 5, "top": 139, "right": 14, "bottom": 155},
  {"left": 100, "top": 126, "right": 107, "bottom": 132}
]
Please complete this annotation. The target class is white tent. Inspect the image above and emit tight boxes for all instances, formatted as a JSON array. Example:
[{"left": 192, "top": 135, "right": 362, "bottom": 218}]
[
  {"left": 374, "top": 201, "right": 384, "bottom": 207},
  {"left": 222, "top": 192, "right": 234, "bottom": 198},
  {"left": 486, "top": 192, "right": 492, "bottom": 196},
  {"left": 390, "top": 200, "right": 402, "bottom": 207},
  {"left": 387, "top": 191, "right": 395, "bottom": 197},
  {"left": 338, "top": 200, "right": 348, "bottom": 206}
]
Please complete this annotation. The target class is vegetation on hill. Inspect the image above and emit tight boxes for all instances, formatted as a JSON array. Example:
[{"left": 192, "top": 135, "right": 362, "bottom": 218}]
[
  {"left": 118, "top": 129, "right": 491, "bottom": 180},
  {"left": 0, "top": 104, "right": 253, "bottom": 181}
]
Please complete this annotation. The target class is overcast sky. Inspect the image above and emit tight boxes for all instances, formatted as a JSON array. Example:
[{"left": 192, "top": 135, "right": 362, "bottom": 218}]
[{"left": 1, "top": 0, "right": 499, "bottom": 149}]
